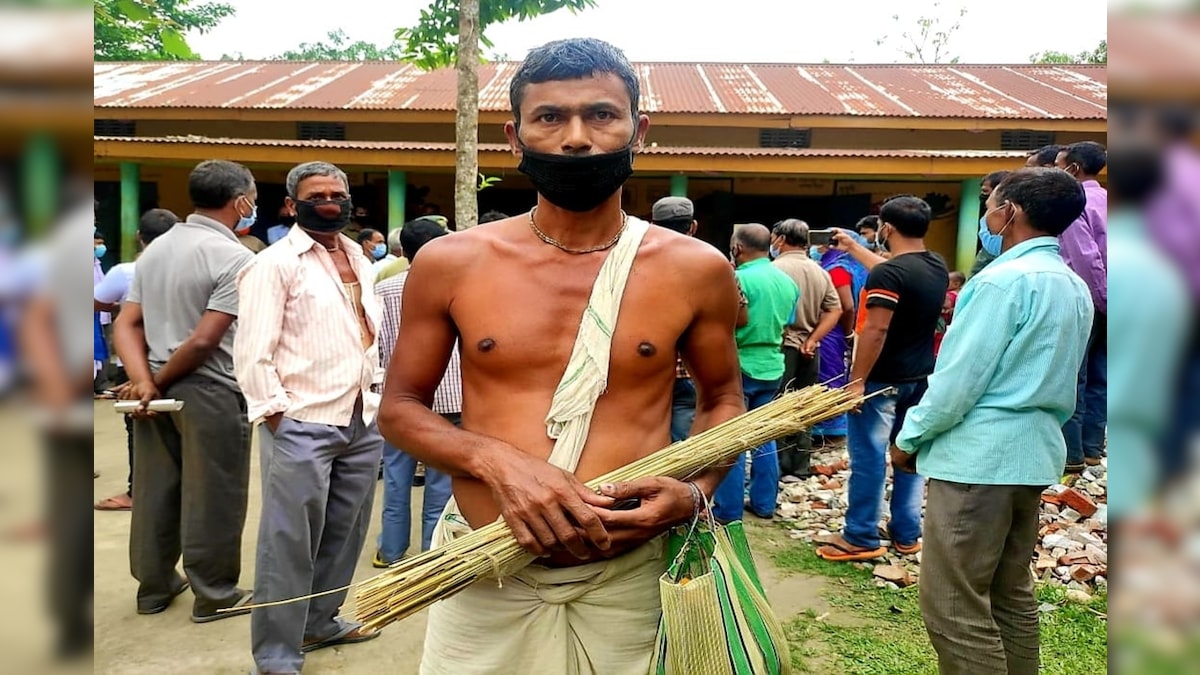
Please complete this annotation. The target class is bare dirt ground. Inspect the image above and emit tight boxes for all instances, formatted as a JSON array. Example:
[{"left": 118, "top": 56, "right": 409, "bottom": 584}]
[{"left": 91, "top": 403, "right": 834, "bottom": 674}]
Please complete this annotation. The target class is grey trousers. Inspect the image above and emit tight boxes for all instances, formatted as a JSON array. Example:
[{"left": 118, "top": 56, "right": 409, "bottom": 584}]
[
  {"left": 251, "top": 405, "right": 383, "bottom": 674},
  {"left": 130, "top": 374, "right": 251, "bottom": 615},
  {"left": 919, "top": 479, "right": 1045, "bottom": 675}
]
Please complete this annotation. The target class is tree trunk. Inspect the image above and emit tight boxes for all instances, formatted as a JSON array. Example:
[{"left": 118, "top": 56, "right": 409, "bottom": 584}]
[{"left": 453, "top": 0, "right": 480, "bottom": 230}]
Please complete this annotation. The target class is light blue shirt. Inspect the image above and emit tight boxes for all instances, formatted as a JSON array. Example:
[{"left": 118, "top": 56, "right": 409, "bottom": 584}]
[
  {"left": 895, "top": 237, "right": 1093, "bottom": 486},
  {"left": 1107, "top": 209, "right": 1191, "bottom": 515}
]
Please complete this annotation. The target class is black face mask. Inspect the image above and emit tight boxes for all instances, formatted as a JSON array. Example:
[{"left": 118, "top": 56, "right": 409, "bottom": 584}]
[
  {"left": 295, "top": 199, "right": 352, "bottom": 233},
  {"left": 517, "top": 143, "right": 635, "bottom": 212}
]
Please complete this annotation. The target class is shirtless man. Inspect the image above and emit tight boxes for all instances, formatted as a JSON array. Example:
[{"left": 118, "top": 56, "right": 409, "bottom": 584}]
[{"left": 378, "top": 38, "right": 745, "bottom": 673}]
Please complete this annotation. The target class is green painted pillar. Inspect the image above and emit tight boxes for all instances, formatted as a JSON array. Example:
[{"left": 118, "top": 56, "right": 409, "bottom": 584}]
[
  {"left": 956, "top": 178, "right": 981, "bottom": 274},
  {"left": 21, "top": 134, "right": 58, "bottom": 239},
  {"left": 120, "top": 162, "right": 140, "bottom": 262},
  {"left": 669, "top": 174, "right": 688, "bottom": 197},
  {"left": 388, "top": 170, "right": 407, "bottom": 232}
]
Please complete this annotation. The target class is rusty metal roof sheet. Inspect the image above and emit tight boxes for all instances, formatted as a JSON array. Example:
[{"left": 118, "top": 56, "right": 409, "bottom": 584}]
[
  {"left": 94, "top": 61, "right": 1106, "bottom": 119},
  {"left": 93, "top": 135, "right": 1029, "bottom": 160}
]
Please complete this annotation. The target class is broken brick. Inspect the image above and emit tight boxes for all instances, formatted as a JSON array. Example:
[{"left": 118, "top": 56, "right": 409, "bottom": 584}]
[
  {"left": 1070, "top": 565, "right": 1099, "bottom": 583},
  {"left": 873, "top": 564, "right": 914, "bottom": 588},
  {"left": 1058, "top": 488, "right": 1098, "bottom": 518}
]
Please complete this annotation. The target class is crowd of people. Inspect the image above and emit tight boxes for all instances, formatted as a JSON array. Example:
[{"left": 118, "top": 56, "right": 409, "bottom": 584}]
[{"left": 88, "top": 36, "right": 1113, "bottom": 675}]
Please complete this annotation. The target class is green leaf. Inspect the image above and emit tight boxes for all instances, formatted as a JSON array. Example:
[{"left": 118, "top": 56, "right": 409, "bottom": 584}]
[
  {"left": 117, "top": 0, "right": 152, "bottom": 22},
  {"left": 160, "top": 28, "right": 194, "bottom": 59}
]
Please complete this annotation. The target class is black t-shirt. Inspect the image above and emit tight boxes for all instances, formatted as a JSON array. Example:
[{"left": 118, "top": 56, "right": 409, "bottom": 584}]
[{"left": 863, "top": 251, "right": 949, "bottom": 383}]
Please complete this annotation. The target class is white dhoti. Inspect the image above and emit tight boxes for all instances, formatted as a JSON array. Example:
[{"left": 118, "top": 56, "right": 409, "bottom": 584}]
[
  {"left": 423, "top": 217, "right": 656, "bottom": 674},
  {"left": 421, "top": 537, "right": 666, "bottom": 675}
]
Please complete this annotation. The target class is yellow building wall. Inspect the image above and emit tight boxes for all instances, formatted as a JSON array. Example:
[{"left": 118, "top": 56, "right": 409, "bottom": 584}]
[{"left": 836, "top": 181, "right": 962, "bottom": 264}]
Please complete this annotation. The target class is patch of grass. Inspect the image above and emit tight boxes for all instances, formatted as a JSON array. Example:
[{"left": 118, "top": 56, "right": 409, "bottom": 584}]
[
  {"left": 1036, "top": 585, "right": 1109, "bottom": 675},
  {"left": 761, "top": 532, "right": 1109, "bottom": 674}
]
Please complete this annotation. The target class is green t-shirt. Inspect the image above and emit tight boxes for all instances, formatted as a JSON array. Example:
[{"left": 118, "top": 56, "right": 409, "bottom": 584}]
[{"left": 735, "top": 258, "right": 800, "bottom": 381}]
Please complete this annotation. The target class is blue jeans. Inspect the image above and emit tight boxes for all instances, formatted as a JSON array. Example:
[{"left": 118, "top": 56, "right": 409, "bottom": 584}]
[
  {"left": 712, "top": 374, "right": 782, "bottom": 521},
  {"left": 377, "top": 414, "right": 455, "bottom": 562},
  {"left": 1064, "top": 312, "right": 1107, "bottom": 467},
  {"left": 670, "top": 378, "right": 697, "bottom": 443},
  {"left": 844, "top": 380, "right": 927, "bottom": 549}
]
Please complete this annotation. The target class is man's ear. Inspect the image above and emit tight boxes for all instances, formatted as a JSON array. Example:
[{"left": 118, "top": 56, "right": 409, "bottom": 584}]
[
  {"left": 687, "top": 220, "right": 698, "bottom": 238},
  {"left": 504, "top": 120, "right": 521, "bottom": 158},
  {"left": 633, "top": 114, "right": 651, "bottom": 153},
  {"left": 283, "top": 196, "right": 296, "bottom": 213}
]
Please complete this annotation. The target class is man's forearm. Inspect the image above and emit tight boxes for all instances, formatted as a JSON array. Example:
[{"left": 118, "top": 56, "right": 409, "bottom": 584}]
[
  {"left": 848, "top": 247, "right": 886, "bottom": 271},
  {"left": 850, "top": 327, "right": 887, "bottom": 383},
  {"left": 380, "top": 399, "right": 517, "bottom": 482},
  {"left": 812, "top": 309, "right": 841, "bottom": 344},
  {"left": 113, "top": 321, "right": 154, "bottom": 386},
  {"left": 153, "top": 339, "right": 218, "bottom": 391}
]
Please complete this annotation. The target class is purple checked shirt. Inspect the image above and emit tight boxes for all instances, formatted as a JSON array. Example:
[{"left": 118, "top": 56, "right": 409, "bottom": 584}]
[{"left": 1058, "top": 180, "right": 1108, "bottom": 314}]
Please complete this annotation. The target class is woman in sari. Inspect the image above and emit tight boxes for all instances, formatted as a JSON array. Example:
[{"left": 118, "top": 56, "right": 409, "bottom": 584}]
[{"left": 812, "top": 225, "right": 870, "bottom": 438}]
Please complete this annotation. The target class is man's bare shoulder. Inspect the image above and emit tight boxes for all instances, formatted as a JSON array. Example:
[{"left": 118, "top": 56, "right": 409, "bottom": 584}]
[{"left": 640, "top": 224, "right": 731, "bottom": 277}]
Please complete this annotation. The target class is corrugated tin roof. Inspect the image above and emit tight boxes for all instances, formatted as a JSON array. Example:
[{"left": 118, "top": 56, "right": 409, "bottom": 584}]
[
  {"left": 93, "top": 135, "right": 1030, "bottom": 159},
  {"left": 93, "top": 61, "right": 1107, "bottom": 119}
]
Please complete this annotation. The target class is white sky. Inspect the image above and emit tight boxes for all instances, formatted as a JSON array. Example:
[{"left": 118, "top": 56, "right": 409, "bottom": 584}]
[{"left": 188, "top": 0, "right": 1108, "bottom": 63}]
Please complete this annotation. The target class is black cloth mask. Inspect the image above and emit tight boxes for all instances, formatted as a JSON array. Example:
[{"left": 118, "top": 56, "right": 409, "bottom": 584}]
[
  {"left": 294, "top": 199, "right": 352, "bottom": 233},
  {"left": 517, "top": 143, "right": 635, "bottom": 212}
]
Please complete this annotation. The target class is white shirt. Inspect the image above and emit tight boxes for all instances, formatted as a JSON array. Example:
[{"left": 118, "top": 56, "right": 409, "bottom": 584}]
[
  {"left": 234, "top": 226, "right": 383, "bottom": 427},
  {"left": 94, "top": 261, "right": 136, "bottom": 305}
]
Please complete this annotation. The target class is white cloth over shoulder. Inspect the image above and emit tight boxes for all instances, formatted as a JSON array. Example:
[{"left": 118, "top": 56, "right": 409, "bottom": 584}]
[
  {"left": 431, "top": 216, "right": 651, "bottom": 547},
  {"left": 422, "top": 216, "right": 663, "bottom": 675}
]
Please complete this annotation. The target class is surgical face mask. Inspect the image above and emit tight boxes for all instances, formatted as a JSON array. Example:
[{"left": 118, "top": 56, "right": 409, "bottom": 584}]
[
  {"left": 809, "top": 246, "right": 823, "bottom": 261},
  {"left": 371, "top": 243, "right": 387, "bottom": 260},
  {"left": 979, "top": 203, "right": 1016, "bottom": 256},
  {"left": 875, "top": 225, "right": 890, "bottom": 253},
  {"left": 769, "top": 246, "right": 781, "bottom": 259},
  {"left": 94, "top": 244, "right": 107, "bottom": 259},
  {"left": 517, "top": 142, "right": 635, "bottom": 213},
  {"left": 235, "top": 196, "right": 257, "bottom": 235},
  {"left": 295, "top": 198, "right": 353, "bottom": 233}
]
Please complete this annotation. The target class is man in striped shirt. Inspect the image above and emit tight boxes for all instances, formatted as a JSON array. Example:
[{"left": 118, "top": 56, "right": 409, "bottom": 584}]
[
  {"left": 374, "top": 218, "right": 459, "bottom": 566},
  {"left": 234, "top": 161, "right": 384, "bottom": 673}
]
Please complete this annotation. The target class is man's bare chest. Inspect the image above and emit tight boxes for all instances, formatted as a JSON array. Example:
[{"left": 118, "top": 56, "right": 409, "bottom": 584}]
[{"left": 450, "top": 262, "right": 689, "bottom": 382}]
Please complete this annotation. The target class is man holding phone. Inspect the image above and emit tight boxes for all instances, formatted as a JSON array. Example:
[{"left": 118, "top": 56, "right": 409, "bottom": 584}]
[{"left": 815, "top": 196, "right": 948, "bottom": 562}]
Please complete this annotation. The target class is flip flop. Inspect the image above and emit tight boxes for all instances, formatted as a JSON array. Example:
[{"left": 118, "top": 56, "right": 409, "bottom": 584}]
[
  {"left": 94, "top": 494, "right": 132, "bottom": 511},
  {"left": 814, "top": 534, "right": 887, "bottom": 562},
  {"left": 192, "top": 590, "right": 253, "bottom": 624},
  {"left": 894, "top": 540, "right": 922, "bottom": 555},
  {"left": 301, "top": 622, "right": 379, "bottom": 654}
]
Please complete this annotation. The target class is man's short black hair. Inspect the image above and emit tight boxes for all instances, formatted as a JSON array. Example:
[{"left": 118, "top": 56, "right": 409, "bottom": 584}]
[
  {"left": 1027, "top": 145, "right": 1064, "bottom": 167},
  {"left": 188, "top": 160, "right": 254, "bottom": 210},
  {"left": 983, "top": 170, "right": 1012, "bottom": 189},
  {"left": 1062, "top": 141, "right": 1107, "bottom": 176},
  {"left": 138, "top": 208, "right": 178, "bottom": 244},
  {"left": 357, "top": 228, "right": 381, "bottom": 245},
  {"left": 509, "top": 38, "right": 639, "bottom": 128},
  {"left": 655, "top": 217, "right": 693, "bottom": 234},
  {"left": 879, "top": 196, "right": 932, "bottom": 238},
  {"left": 479, "top": 210, "right": 509, "bottom": 224},
  {"left": 993, "top": 168, "right": 1086, "bottom": 237},
  {"left": 1106, "top": 145, "right": 1164, "bottom": 207},
  {"left": 854, "top": 215, "right": 879, "bottom": 234},
  {"left": 400, "top": 218, "right": 448, "bottom": 262}
]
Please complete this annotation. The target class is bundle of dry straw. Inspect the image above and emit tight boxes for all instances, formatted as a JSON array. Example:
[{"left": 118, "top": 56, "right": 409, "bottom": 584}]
[{"left": 352, "top": 383, "right": 864, "bottom": 631}]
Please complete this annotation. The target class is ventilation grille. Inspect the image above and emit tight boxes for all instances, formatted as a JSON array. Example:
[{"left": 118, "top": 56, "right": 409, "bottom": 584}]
[
  {"left": 759, "top": 128, "right": 811, "bottom": 149},
  {"left": 297, "top": 122, "right": 346, "bottom": 141},
  {"left": 1000, "top": 130, "right": 1056, "bottom": 151},
  {"left": 94, "top": 119, "right": 136, "bottom": 137}
]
